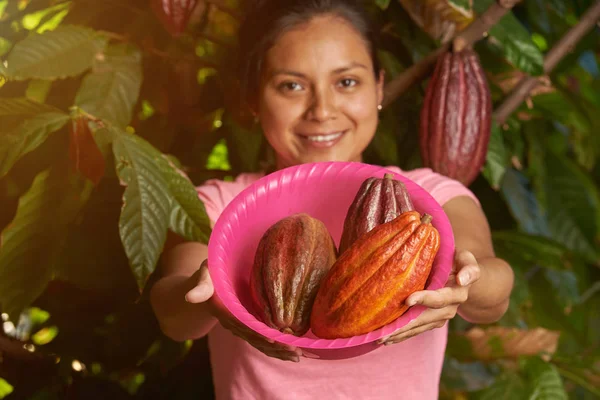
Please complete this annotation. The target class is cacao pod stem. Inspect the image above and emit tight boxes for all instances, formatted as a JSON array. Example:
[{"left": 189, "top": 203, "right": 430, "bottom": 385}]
[{"left": 421, "top": 214, "right": 433, "bottom": 224}]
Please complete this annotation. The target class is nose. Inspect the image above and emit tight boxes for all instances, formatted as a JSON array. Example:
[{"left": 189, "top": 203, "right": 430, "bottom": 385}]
[{"left": 306, "top": 87, "right": 336, "bottom": 122}]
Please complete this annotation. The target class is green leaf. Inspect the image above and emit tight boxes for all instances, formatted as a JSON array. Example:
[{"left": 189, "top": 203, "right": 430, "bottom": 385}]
[
  {"left": 4, "top": 25, "right": 107, "bottom": 80},
  {"left": 375, "top": 0, "right": 391, "bottom": 10},
  {"left": 0, "top": 98, "right": 70, "bottom": 178},
  {"left": 492, "top": 231, "right": 579, "bottom": 271},
  {"left": 0, "top": 164, "right": 84, "bottom": 318},
  {"left": 500, "top": 168, "right": 550, "bottom": 236},
  {"left": 483, "top": 123, "right": 509, "bottom": 190},
  {"left": 0, "top": 378, "right": 13, "bottom": 399},
  {"left": 522, "top": 357, "right": 568, "bottom": 399},
  {"left": 75, "top": 43, "right": 143, "bottom": 128},
  {"left": 223, "top": 114, "right": 265, "bottom": 173},
  {"left": 471, "top": 372, "right": 528, "bottom": 400},
  {"left": 527, "top": 131, "right": 600, "bottom": 263},
  {"left": 160, "top": 155, "right": 212, "bottom": 243},
  {"left": 474, "top": 1, "right": 544, "bottom": 75},
  {"left": 112, "top": 128, "right": 171, "bottom": 289},
  {"left": 543, "top": 269, "right": 580, "bottom": 311}
]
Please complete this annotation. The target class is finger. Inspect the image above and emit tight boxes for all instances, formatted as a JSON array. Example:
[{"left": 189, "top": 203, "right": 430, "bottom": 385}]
[
  {"left": 382, "top": 320, "right": 447, "bottom": 345},
  {"left": 376, "top": 307, "right": 451, "bottom": 343},
  {"left": 185, "top": 262, "right": 214, "bottom": 303},
  {"left": 405, "top": 286, "right": 469, "bottom": 308},
  {"left": 455, "top": 251, "right": 481, "bottom": 286},
  {"left": 244, "top": 339, "right": 301, "bottom": 362}
]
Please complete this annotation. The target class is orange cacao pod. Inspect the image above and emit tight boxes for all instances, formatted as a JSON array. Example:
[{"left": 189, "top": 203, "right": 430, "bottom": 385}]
[
  {"left": 419, "top": 48, "right": 492, "bottom": 186},
  {"left": 249, "top": 213, "right": 337, "bottom": 336},
  {"left": 310, "top": 211, "right": 440, "bottom": 339},
  {"left": 339, "top": 173, "right": 414, "bottom": 254}
]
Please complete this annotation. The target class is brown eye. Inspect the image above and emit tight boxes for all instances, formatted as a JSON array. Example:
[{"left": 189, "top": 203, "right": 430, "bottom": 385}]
[
  {"left": 279, "top": 81, "right": 303, "bottom": 92},
  {"left": 338, "top": 78, "right": 358, "bottom": 88}
]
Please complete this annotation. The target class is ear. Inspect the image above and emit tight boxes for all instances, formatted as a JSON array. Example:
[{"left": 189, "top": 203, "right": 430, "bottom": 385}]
[{"left": 376, "top": 69, "right": 385, "bottom": 107}]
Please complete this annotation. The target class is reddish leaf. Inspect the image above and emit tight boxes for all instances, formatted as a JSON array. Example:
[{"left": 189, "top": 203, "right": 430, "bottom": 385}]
[
  {"left": 68, "top": 117, "right": 105, "bottom": 185},
  {"left": 151, "top": 0, "right": 198, "bottom": 37}
]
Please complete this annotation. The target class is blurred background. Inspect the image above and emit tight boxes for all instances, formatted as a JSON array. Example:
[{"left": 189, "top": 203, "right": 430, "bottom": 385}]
[{"left": 0, "top": 0, "right": 599, "bottom": 398}]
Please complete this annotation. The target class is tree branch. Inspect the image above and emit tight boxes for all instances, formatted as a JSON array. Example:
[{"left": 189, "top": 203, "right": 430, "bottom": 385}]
[
  {"left": 382, "top": 0, "right": 520, "bottom": 108},
  {"left": 493, "top": 0, "right": 600, "bottom": 125}
]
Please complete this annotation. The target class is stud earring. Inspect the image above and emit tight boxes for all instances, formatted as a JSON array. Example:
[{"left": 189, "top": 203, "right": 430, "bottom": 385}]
[{"left": 377, "top": 104, "right": 382, "bottom": 111}]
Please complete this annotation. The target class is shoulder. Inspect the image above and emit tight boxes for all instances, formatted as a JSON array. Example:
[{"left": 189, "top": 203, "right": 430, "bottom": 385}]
[
  {"left": 384, "top": 166, "right": 480, "bottom": 207},
  {"left": 196, "top": 172, "right": 265, "bottom": 223}
]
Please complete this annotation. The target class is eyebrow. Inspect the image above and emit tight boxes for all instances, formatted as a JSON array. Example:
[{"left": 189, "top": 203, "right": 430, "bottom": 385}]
[{"left": 269, "top": 62, "right": 369, "bottom": 78}]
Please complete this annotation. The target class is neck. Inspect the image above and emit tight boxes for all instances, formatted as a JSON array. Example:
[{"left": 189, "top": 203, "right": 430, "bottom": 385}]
[{"left": 273, "top": 154, "right": 364, "bottom": 172}]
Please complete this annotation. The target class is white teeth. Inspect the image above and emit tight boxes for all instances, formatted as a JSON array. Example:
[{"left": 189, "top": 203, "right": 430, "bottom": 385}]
[{"left": 306, "top": 132, "right": 343, "bottom": 142}]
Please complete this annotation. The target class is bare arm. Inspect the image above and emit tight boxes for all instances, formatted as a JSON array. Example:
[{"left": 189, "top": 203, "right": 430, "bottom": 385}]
[
  {"left": 443, "top": 196, "right": 514, "bottom": 323},
  {"left": 149, "top": 233, "right": 218, "bottom": 342}
]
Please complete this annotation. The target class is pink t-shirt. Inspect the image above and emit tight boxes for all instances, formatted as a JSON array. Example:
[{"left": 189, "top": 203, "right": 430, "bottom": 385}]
[{"left": 196, "top": 166, "right": 480, "bottom": 400}]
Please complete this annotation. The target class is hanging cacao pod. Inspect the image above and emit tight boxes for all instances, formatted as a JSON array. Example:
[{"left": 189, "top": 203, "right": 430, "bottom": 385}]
[
  {"left": 419, "top": 47, "right": 492, "bottom": 186},
  {"left": 339, "top": 173, "right": 414, "bottom": 254},
  {"left": 311, "top": 211, "right": 440, "bottom": 339},
  {"left": 151, "top": 0, "right": 197, "bottom": 37},
  {"left": 250, "top": 213, "right": 337, "bottom": 336}
]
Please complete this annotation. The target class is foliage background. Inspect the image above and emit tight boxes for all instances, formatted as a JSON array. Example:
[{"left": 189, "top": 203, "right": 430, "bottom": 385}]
[{"left": 0, "top": 0, "right": 599, "bottom": 398}]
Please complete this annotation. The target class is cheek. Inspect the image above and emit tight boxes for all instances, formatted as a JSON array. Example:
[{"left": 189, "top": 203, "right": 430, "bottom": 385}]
[
  {"left": 260, "top": 95, "right": 302, "bottom": 133},
  {"left": 345, "top": 94, "right": 379, "bottom": 130}
]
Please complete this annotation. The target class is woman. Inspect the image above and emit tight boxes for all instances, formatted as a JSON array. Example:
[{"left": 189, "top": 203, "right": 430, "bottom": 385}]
[{"left": 150, "top": 1, "right": 514, "bottom": 398}]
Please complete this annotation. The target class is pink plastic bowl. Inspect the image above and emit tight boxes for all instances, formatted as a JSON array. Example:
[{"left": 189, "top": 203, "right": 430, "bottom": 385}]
[{"left": 207, "top": 161, "right": 455, "bottom": 360}]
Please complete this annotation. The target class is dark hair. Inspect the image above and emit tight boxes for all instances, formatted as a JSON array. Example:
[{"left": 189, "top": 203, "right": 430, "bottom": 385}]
[{"left": 237, "top": 0, "right": 381, "bottom": 108}]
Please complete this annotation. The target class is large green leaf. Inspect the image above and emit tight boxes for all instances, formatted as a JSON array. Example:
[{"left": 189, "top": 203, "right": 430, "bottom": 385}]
[
  {"left": 472, "top": 372, "right": 528, "bottom": 399},
  {"left": 0, "top": 164, "right": 84, "bottom": 318},
  {"left": 527, "top": 129, "right": 600, "bottom": 263},
  {"left": 483, "top": 123, "right": 509, "bottom": 190},
  {"left": 522, "top": 357, "right": 568, "bottom": 399},
  {"left": 160, "top": 155, "right": 212, "bottom": 244},
  {"left": 112, "top": 128, "right": 171, "bottom": 289},
  {"left": 474, "top": 1, "right": 544, "bottom": 75},
  {"left": 500, "top": 168, "right": 550, "bottom": 236},
  {"left": 492, "top": 231, "right": 579, "bottom": 271},
  {"left": 0, "top": 98, "right": 70, "bottom": 178},
  {"left": 74, "top": 43, "right": 143, "bottom": 128},
  {"left": 3, "top": 25, "right": 107, "bottom": 80}
]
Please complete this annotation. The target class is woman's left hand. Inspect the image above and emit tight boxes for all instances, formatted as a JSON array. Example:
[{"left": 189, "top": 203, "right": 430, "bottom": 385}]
[{"left": 377, "top": 249, "right": 481, "bottom": 346}]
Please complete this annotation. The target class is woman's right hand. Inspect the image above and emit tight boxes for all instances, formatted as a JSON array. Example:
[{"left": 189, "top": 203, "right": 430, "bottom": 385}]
[{"left": 185, "top": 260, "right": 308, "bottom": 363}]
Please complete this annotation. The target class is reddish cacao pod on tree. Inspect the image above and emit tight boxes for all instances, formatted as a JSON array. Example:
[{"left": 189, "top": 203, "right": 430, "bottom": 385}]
[
  {"left": 249, "top": 213, "right": 338, "bottom": 336},
  {"left": 151, "top": 0, "right": 197, "bottom": 37},
  {"left": 419, "top": 47, "right": 492, "bottom": 186},
  {"left": 311, "top": 211, "right": 440, "bottom": 339},
  {"left": 339, "top": 173, "right": 414, "bottom": 254}
]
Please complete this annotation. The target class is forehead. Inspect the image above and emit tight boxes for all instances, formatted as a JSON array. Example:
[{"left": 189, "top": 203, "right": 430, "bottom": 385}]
[{"left": 263, "top": 15, "right": 373, "bottom": 74}]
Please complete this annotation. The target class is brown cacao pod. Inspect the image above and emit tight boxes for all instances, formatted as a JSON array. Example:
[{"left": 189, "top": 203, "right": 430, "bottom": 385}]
[
  {"left": 419, "top": 47, "right": 492, "bottom": 186},
  {"left": 249, "top": 213, "right": 337, "bottom": 336},
  {"left": 310, "top": 211, "right": 440, "bottom": 339},
  {"left": 339, "top": 173, "right": 414, "bottom": 254}
]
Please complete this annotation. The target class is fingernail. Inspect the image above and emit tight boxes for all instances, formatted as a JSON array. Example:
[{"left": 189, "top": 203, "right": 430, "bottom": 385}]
[
  {"left": 302, "top": 350, "right": 320, "bottom": 359},
  {"left": 460, "top": 272, "right": 471, "bottom": 286},
  {"left": 376, "top": 336, "right": 388, "bottom": 345},
  {"left": 407, "top": 296, "right": 420, "bottom": 306}
]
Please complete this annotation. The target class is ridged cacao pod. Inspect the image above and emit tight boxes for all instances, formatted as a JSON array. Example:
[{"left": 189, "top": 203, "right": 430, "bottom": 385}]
[
  {"left": 339, "top": 173, "right": 414, "bottom": 254},
  {"left": 419, "top": 47, "right": 492, "bottom": 186},
  {"left": 249, "top": 213, "right": 337, "bottom": 336},
  {"left": 310, "top": 211, "right": 440, "bottom": 339},
  {"left": 151, "top": 0, "right": 198, "bottom": 37}
]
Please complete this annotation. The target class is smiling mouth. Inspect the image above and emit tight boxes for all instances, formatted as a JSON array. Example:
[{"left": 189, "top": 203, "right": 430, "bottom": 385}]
[{"left": 298, "top": 131, "right": 346, "bottom": 142}]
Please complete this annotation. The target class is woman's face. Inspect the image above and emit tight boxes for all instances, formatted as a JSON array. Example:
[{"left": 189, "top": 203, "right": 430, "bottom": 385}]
[{"left": 257, "top": 14, "right": 384, "bottom": 169}]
